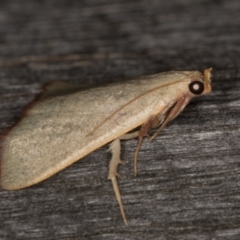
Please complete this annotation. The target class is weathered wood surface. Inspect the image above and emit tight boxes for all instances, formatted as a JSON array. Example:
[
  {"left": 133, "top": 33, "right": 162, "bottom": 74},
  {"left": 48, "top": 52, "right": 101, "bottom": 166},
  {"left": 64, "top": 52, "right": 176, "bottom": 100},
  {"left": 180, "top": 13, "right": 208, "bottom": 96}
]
[{"left": 0, "top": 0, "right": 240, "bottom": 239}]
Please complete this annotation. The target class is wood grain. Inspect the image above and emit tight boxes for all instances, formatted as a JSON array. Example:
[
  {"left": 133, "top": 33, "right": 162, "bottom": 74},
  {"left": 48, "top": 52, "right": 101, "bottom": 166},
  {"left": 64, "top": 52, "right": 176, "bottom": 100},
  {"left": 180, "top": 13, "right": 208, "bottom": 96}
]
[{"left": 0, "top": 0, "right": 240, "bottom": 239}]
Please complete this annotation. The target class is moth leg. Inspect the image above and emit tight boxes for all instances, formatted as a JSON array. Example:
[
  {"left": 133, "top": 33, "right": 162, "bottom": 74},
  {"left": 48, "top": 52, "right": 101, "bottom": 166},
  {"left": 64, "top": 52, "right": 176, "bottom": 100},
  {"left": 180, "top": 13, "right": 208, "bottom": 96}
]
[
  {"left": 108, "top": 131, "right": 145, "bottom": 225},
  {"left": 108, "top": 138, "right": 128, "bottom": 225},
  {"left": 150, "top": 96, "right": 190, "bottom": 141},
  {"left": 132, "top": 116, "right": 158, "bottom": 176}
]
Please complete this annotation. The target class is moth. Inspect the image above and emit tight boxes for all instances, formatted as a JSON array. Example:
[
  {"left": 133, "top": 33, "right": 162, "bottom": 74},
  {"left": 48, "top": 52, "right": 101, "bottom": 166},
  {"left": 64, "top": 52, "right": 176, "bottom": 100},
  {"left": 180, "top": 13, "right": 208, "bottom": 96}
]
[{"left": 0, "top": 68, "right": 212, "bottom": 225}]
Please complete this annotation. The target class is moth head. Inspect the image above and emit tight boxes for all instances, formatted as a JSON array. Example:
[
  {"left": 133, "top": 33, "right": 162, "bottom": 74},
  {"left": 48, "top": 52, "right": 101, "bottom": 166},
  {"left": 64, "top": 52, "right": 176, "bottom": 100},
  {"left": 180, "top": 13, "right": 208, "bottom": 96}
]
[{"left": 189, "top": 68, "right": 212, "bottom": 96}]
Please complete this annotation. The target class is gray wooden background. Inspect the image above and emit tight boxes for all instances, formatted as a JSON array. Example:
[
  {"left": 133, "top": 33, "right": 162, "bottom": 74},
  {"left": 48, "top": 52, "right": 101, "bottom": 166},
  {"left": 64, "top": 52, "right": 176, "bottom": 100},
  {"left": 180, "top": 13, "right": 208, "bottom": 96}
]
[{"left": 0, "top": 0, "right": 240, "bottom": 239}]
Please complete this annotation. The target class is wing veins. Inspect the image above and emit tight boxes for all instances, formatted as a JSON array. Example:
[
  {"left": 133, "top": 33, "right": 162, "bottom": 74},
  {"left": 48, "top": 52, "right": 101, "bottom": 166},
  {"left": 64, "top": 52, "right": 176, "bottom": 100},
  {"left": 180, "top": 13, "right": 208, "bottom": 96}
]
[{"left": 86, "top": 79, "right": 185, "bottom": 136}]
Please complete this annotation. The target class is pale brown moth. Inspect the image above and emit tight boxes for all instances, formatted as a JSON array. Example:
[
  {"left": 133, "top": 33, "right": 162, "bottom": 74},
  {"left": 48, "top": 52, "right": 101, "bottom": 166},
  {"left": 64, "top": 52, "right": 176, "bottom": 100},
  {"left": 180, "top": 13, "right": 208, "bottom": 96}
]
[{"left": 0, "top": 68, "right": 212, "bottom": 225}]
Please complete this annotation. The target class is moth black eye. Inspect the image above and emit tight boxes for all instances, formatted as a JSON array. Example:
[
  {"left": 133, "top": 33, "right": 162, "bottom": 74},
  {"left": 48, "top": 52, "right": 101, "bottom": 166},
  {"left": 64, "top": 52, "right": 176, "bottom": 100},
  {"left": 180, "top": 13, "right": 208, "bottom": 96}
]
[{"left": 189, "top": 81, "right": 204, "bottom": 95}]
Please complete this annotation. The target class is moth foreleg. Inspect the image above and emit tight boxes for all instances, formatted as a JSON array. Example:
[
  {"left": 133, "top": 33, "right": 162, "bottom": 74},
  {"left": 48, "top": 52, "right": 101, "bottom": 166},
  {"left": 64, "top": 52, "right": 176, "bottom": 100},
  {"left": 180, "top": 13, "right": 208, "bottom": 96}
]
[{"left": 149, "top": 96, "right": 191, "bottom": 141}]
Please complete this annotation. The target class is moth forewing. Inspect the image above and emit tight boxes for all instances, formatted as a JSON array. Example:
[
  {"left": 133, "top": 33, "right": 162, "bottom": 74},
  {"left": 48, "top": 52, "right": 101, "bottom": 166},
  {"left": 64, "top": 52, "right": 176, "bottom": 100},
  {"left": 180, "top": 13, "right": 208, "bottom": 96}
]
[{"left": 0, "top": 68, "right": 212, "bottom": 225}]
